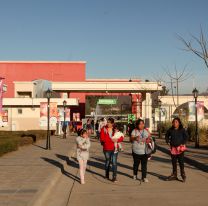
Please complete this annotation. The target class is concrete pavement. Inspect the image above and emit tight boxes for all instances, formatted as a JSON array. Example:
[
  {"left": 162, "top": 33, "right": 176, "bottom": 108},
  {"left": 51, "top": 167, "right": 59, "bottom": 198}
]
[
  {"left": 42, "top": 137, "right": 208, "bottom": 206},
  {"left": 0, "top": 135, "right": 76, "bottom": 206}
]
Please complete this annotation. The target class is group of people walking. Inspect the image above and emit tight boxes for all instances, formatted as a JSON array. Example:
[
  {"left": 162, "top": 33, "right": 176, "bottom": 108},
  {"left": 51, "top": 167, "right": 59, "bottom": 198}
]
[{"left": 76, "top": 117, "right": 188, "bottom": 185}]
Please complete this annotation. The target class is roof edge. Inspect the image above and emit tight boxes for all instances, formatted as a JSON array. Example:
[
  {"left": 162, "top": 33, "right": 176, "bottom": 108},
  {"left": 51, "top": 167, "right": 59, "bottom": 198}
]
[{"left": 0, "top": 61, "right": 86, "bottom": 64}]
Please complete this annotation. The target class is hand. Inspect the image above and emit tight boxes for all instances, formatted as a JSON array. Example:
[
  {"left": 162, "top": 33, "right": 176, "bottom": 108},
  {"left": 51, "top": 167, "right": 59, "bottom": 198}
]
[
  {"left": 146, "top": 138, "right": 151, "bottom": 144},
  {"left": 135, "top": 136, "right": 139, "bottom": 141},
  {"left": 112, "top": 139, "right": 117, "bottom": 143}
]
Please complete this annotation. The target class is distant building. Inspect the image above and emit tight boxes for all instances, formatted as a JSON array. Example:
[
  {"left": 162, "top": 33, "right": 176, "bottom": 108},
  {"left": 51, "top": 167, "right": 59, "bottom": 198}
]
[{"left": 0, "top": 61, "right": 162, "bottom": 131}]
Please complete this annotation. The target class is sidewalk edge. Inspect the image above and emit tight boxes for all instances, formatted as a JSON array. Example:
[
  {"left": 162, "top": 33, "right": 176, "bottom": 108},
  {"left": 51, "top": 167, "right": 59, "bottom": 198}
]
[{"left": 29, "top": 144, "right": 77, "bottom": 206}]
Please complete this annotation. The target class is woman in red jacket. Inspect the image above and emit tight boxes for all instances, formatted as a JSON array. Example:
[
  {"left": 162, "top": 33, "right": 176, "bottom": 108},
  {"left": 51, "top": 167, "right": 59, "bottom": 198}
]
[{"left": 100, "top": 118, "right": 124, "bottom": 182}]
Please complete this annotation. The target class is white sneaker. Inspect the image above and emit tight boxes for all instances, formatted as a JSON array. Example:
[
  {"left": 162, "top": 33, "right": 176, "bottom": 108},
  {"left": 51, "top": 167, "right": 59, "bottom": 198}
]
[
  {"left": 133, "top": 175, "right": 137, "bottom": 180},
  {"left": 143, "top": 178, "right": 149, "bottom": 183}
]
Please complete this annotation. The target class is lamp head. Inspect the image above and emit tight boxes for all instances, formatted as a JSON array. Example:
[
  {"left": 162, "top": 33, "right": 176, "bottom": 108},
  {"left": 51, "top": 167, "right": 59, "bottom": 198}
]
[
  {"left": 46, "top": 89, "right": 52, "bottom": 99},
  {"left": 192, "top": 88, "right": 199, "bottom": 99}
]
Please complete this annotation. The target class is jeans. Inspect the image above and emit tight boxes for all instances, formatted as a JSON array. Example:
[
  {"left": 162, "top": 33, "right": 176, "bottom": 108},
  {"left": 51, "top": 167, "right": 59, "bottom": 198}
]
[
  {"left": 171, "top": 152, "right": 185, "bottom": 176},
  {"left": 103, "top": 150, "right": 118, "bottom": 178},
  {"left": 96, "top": 131, "right": 100, "bottom": 139},
  {"left": 132, "top": 152, "right": 148, "bottom": 179}
]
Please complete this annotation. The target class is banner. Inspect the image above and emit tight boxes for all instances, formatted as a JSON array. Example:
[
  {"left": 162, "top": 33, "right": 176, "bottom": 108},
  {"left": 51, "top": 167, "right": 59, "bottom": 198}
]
[
  {"left": 73, "top": 113, "right": 80, "bottom": 122},
  {"left": 0, "top": 109, "right": 8, "bottom": 127},
  {"left": 40, "top": 102, "right": 58, "bottom": 127},
  {"left": 198, "top": 101, "right": 204, "bottom": 121},
  {"left": 188, "top": 101, "right": 204, "bottom": 122},
  {"left": 155, "top": 108, "right": 166, "bottom": 121},
  {"left": 58, "top": 108, "right": 70, "bottom": 122},
  {"left": 0, "top": 79, "right": 3, "bottom": 113}
]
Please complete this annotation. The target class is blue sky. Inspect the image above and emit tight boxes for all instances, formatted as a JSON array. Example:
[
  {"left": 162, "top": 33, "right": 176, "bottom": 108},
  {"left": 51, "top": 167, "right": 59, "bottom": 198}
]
[{"left": 0, "top": 0, "right": 208, "bottom": 93}]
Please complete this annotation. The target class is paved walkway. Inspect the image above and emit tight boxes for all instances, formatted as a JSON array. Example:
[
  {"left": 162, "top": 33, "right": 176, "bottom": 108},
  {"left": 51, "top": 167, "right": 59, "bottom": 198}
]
[
  {"left": 42, "top": 137, "right": 208, "bottom": 206},
  {"left": 0, "top": 135, "right": 76, "bottom": 206}
]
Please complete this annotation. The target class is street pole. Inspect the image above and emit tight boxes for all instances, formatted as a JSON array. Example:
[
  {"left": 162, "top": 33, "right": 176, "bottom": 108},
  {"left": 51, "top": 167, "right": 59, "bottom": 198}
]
[
  {"left": 46, "top": 89, "right": 52, "bottom": 150},
  {"left": 63, "top": 100, "right": 67, "bottom": 139},
  {"left": 192, "top": 88, "right": 199, "bottom": 148},
  {"left": 158, "top": 100, "right": 162, "bottom": 139},
  {"left": 46, "top": 96, "right": 51, "bottom": 149},
  {"left": 195, "top": 95, "right": 199, "bottom": 148}
]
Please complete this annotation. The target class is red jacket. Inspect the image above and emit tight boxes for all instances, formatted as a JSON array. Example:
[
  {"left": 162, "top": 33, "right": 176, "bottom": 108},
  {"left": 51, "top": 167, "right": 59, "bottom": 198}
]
[{"left": 100, "top": 126, "right": 124, "bottom": 151}]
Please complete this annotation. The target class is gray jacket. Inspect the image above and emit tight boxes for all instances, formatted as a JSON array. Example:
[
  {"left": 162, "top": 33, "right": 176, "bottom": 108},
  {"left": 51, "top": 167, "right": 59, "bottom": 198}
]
[
  {"left": 131, "top": 129, "right": 150, "bottom": 155},
  {"left": 76, "top": 136, "right": 91, "bottom": 160}
]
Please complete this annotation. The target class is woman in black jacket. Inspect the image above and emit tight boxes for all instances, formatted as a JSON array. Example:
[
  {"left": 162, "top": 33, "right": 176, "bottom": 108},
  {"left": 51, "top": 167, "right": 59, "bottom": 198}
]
[{"left": 165, "top": 117, "right": 188, "bottom": 182}]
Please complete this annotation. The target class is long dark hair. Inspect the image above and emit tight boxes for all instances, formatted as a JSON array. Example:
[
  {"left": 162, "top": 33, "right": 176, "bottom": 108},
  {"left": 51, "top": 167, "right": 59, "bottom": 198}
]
[
  {"left": 107, "top": 117, "right": 114, "bottom": 124},
  {"left": 135, "top": 119, "right": 145, "bottom": 129},
  {"left": 171, "top": 117, "right": 183, "bottom": 130}
]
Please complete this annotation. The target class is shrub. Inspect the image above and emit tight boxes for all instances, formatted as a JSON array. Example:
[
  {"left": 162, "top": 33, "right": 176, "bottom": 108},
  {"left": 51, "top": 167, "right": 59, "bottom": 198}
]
[
  {"left": 0, "top": 130, "right": 47, "bottom": 156},
  {"left": 159, "top": 121, "right": 208, "bottom": 145},
  {"left": 158, "top": 121, "right": 172, "bottom": 133},
  {"left": 0, "top": 137, "right": 19, "bottom": 156}
]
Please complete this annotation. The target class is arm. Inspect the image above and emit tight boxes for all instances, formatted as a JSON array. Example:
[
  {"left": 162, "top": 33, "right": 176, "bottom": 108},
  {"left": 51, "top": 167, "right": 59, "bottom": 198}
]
[
  {"left": 130, "top": 130, "right": 138, "bottom": 142},
  {"left": 100, "top": 127, "right": 105, "bottom": 143},
  {"left": 81, "top": 139, "right": 91, "bottom": 150},
  {"left": 165, "top": 129, "right": 171, "bottom": 144},
  {"left": 76, "top": 137, "right": 84, "bottom": 149}
]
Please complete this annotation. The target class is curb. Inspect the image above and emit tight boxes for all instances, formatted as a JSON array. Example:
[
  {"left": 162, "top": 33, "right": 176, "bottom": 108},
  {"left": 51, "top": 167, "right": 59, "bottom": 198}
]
[
  {"left": 157, "top": 144, "right": 208, "bottom": 173},
  {"left": 29, "top": 140, "right": 77, "bottom": 206}
]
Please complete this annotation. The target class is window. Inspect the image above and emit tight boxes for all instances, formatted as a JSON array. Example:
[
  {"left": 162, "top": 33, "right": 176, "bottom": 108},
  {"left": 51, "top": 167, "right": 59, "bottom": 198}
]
[
  {"left": 17, "top": 92, "right": 32, "bottom": 98},
  {"left": 18, "top": 109, "right": 23, "bottom": 114}
]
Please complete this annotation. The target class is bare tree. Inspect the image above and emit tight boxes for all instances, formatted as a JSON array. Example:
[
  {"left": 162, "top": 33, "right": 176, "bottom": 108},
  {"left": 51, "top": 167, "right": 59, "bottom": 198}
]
[
  {"left": 164, "top": 65, "right": 192, "bottom": 109},
  {"left": 177, "top": 27, "right": 208, "bottom": 69}
]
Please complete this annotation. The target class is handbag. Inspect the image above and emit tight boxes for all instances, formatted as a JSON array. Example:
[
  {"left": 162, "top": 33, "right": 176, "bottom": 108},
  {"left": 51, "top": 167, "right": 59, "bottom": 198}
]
[{"left": 145, "top": 142, "right": 155, "bottom": 155}]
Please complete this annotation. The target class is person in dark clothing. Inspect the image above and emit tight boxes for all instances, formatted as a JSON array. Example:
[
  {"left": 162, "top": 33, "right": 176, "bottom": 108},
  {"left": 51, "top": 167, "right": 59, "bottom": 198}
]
[
  {"left": 128, "top": 120, "right": 135, "bottom": 139},
  {"left": 165, "top": 117, "right": 188, "bottom": 182},
  {"left": 95, "top": 120, "right": 100, "bottom": 139}
]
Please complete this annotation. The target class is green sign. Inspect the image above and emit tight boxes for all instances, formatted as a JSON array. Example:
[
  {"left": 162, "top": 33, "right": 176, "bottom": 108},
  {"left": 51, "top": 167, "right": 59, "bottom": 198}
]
[
  {"left": 98, "top": 99, "right": 117, "bottom": 105},
  {"left": 128, "top": 114, "right": 136, "bottom": 123}
]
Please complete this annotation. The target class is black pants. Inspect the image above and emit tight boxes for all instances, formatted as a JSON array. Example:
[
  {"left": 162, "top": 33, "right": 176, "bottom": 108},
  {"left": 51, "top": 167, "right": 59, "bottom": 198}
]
[
  {"left": 171, "top": 152, "right": 185, "bottom": 176},
  {"left": 132, "top": 152, "right": 148, "bottom": 179}
]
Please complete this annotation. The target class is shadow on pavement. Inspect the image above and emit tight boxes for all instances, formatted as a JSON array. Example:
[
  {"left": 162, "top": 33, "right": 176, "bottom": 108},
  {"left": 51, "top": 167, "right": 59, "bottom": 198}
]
[
  {"left": 41, "top": 157, "right": 80, "bottom": 182},
  {"left": 92, "top": 156, "right": 169, "bottom": 180},
  {"left": 32, "top": 144, "right": 47, "bottom": 150},
  {"left": 147, "top": 171, "right": 168, "bottom": 181},
  {"left": 151, "top": 156, "right": 171, "bottom": 163}
]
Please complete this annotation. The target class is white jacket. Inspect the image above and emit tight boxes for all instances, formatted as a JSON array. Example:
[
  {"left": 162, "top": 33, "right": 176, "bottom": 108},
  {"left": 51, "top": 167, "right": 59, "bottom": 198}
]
[{"left": 76, "top": 136, "right": 91, "bottom": 160}]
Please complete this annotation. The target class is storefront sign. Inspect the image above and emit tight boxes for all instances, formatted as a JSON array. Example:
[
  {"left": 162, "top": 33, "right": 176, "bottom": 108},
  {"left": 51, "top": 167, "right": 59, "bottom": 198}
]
[{"left": 98, "top": 99, "right": 117, "bottom": 105}]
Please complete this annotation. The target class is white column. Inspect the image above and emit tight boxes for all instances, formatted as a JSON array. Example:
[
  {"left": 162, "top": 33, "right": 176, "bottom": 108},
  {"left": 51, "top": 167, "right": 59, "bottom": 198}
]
[{"left": 145, "top": 93, "right": 153, "bottom": 132}]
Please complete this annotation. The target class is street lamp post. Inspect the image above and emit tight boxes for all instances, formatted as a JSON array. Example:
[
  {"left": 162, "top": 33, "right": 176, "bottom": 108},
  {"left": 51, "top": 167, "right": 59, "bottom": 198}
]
[
  {"left": 46, "top": 89, "right": 52, "bottom": 150},
  {"left": 63, "top": 100, "right": 67, "bottom": 139},
  {"left": 192, "top": 88, "right": 199, "bottom": 148},
  {"left": 158, "top": 100, "right": 162, "bottom": 138}
]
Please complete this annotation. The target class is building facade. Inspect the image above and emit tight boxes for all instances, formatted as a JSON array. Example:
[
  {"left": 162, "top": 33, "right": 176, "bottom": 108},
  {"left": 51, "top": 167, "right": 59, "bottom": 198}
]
[{"left": 0, "top": 61, "right": 162, "bottom": 131}]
